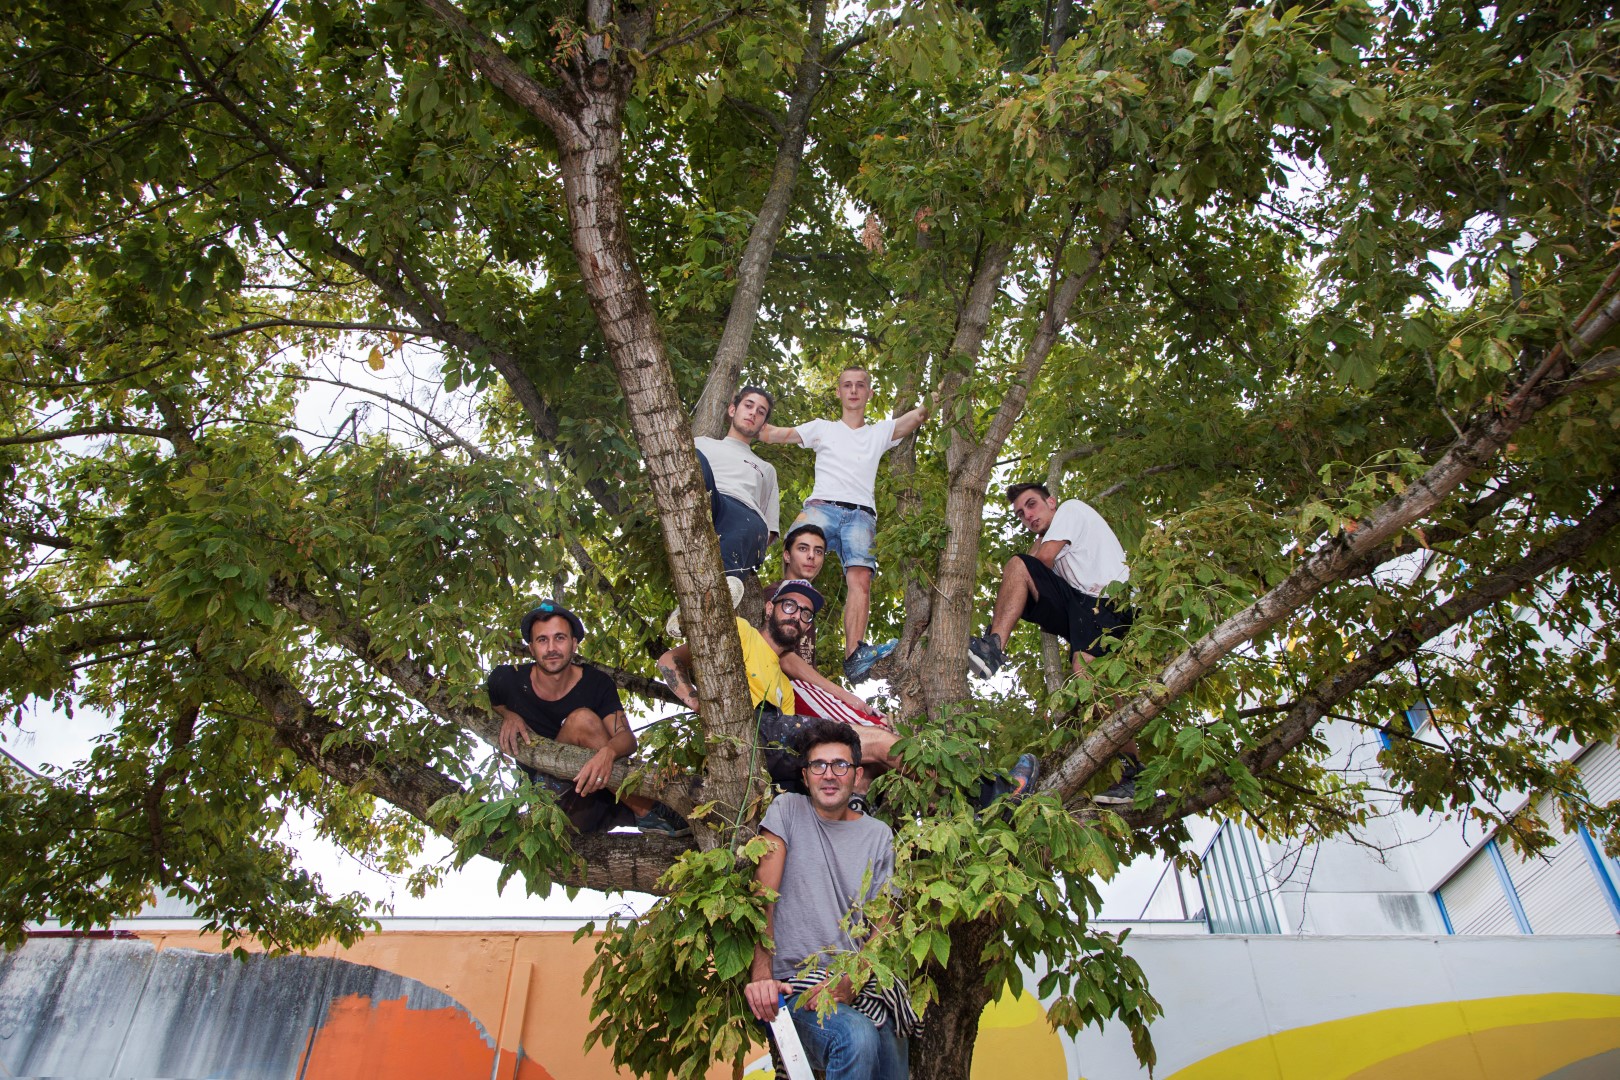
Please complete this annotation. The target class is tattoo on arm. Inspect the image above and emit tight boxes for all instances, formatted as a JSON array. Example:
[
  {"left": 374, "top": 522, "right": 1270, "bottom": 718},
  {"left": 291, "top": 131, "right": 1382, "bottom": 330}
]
[{"left": 658, "top": 661, "right": 693, "bottom": 700}]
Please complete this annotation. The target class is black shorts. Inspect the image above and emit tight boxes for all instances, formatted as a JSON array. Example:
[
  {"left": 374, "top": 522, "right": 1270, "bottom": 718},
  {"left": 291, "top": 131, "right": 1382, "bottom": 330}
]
[
  {"left": 1016, "top": 554, "right": 1133, "bottom": 659},
  {"left": 758, "top": 707, "right": 818, "bottom": 794}
]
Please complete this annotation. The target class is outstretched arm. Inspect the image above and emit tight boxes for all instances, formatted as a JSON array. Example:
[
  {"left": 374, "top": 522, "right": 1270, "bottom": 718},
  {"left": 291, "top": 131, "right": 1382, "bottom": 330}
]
[
  {"left": 757, "top": 422, "right": 804, "bottom": 445},
  {"left": 745, "top": 830, "right": 793, "bottom": 1022},
  {"left": 892, "top": 403, "right": 930, "bottom": 440},
  {"left": 779, "top": 650, "right": 877, "bottom": 716}
]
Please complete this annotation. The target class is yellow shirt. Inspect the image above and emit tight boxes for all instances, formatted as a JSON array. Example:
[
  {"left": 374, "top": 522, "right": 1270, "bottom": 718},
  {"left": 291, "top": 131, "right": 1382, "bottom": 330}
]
[{"left": 736, "top": 617, "right": 793, "bottom": 710}]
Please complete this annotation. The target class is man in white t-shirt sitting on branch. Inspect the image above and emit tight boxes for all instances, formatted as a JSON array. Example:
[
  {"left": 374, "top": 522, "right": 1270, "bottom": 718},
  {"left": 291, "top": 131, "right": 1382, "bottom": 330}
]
[
  {"left": 968, "top": 482, "right": 1140, "bottom": 805},
  {"left": 760, "top": 366, "right": 929, "bottom": 682}
]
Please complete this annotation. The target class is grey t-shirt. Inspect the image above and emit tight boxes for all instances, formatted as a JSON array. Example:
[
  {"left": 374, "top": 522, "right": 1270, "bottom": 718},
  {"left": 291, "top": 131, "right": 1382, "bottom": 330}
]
[
  {"left": 760, "top": 793, "right": 895, "bottom": 981},
  {"left": 695, "top": 435, "right": 781, "bottom": 535}
]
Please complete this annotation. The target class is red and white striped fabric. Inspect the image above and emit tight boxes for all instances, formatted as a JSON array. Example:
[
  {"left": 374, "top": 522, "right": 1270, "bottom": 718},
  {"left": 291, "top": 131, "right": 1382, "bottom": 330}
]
[{"left": 791, "top": 680, "right": 893, "bottom": 731}]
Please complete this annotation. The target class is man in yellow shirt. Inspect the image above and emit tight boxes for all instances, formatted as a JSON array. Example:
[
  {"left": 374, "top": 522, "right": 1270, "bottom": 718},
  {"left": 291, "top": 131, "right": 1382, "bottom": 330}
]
[{"left": 656, "top": 581, "right": 893, "bottom": 794}]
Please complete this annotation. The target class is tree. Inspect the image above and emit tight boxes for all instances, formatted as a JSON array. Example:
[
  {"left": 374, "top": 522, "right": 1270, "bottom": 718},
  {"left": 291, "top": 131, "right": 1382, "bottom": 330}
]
[{"left": 3, "top": 0, "right": 1618, "bottom": 1076}]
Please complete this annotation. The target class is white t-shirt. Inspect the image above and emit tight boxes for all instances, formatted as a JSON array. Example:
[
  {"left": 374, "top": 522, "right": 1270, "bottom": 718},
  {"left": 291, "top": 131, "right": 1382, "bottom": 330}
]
[
  {"left": 1043, "top": 499, "right": 1128, "bottom": 596},
  {"left": 695, "top": 435, "right": 780, "bottom": 534},
  {"left": 795, "top": 417, "right": 901, "bottom": 510}
]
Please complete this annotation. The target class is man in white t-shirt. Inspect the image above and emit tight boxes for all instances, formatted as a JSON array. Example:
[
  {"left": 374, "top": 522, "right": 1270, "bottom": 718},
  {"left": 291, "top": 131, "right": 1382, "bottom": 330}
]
[
  {"left": 967, "top": 481, "right": 1139, "bottom": 803},
  {"left": 760, "top": 366, "right": 929, "bottom": 682},
  {"left": 694, "top": 385, "right": 781, "bottom": 575}
]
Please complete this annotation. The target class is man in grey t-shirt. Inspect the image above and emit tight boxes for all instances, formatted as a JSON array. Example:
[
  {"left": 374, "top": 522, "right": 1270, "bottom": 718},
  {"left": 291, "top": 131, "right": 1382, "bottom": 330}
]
[{"left": 745, "top": 719, "right": 909, "bottom": 1079}]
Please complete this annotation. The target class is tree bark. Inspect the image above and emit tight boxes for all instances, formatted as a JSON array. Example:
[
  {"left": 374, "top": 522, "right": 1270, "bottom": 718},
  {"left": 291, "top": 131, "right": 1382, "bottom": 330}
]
[
  {"left": 909, "top": 918, "right": 999, "bottom": 1080},
  {"left": 416, "top": 0, "right": 762, "bottom": 842}
]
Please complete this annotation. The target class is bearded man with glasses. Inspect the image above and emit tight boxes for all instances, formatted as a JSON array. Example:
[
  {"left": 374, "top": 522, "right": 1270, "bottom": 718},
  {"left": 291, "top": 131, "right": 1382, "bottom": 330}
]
[{"left": 656, "top": 580, "right": 900, "bottom": 800}]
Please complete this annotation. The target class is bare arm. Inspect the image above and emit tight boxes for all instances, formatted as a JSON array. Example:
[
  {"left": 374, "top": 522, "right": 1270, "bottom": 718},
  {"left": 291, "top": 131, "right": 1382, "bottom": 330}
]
[
  {"left": 656, "top": 646, "right": 700, "bottom": 710},
  {"left": 757, "top": 422, "right": 803, "bottom": 445},
  {"left": 496, "top": 705, "right": 532, "bottom": 756},
  {"left": 892, "top": 403, "right": 930, "bottom": 440},
  {"left": 1032, "top": 537, "right": 1067, "bottom": 568},
  {"left": 778, "top": 650, "right": 874, "bottom": 716},
  {"left": 601, "top": 709, "right": 637, "bottom": 758},
  {"left": 570, "top": 709, "right": 637, "bottom": 796},
  {"left": 745, "top": 830, "right": 792, "bottom": 1021}
]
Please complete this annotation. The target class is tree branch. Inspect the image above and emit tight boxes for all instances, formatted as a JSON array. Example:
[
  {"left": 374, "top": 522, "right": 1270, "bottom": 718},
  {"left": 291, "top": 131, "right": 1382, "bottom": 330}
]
[
  {"left": 1118, "top": 478, "right": 1620, "bottom": 824},
  {"left": 643, "top": 8, "right": 743, "bottom": 61},
  {"left": 321, "top": 240, "right": 625, "bottom": 517},
  {"left": 283, "top": 373, "right": 486, "bottom": 461},
  {"left": 209, "top": 318, "right": 430, "bottom": 341},
  {"left": 692, "top": 0, "right": 832, "bottom": 437},
  {"left": 413, "top": 0, "right": 579, "bottom": 140},
  {"left": 1045, "top": 285, "right": 1620, "bottom": 799},
  {"left": 229, "top": 664, "right": 692, "bottom": 893},
  {"left": 0, "top": 423, "right": 170, "bottom": 448}
]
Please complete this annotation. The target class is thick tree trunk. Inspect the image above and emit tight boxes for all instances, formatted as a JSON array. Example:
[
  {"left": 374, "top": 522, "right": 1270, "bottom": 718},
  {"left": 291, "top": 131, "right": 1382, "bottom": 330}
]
[
  {"left": 416, "top": 0, "right": 766, "bottom": 840},
  {"left": 555, "top": 75, "right": 760, "bottom": 839},
  {"left": 909, "top": 919, "right": 1000, "bottom": 1080}
]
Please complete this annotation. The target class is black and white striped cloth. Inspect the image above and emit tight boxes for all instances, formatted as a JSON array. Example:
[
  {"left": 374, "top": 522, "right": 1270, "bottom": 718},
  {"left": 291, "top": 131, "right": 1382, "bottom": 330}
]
[{"left": 782, "top": 969, "right": 922, "bottom": 1039}]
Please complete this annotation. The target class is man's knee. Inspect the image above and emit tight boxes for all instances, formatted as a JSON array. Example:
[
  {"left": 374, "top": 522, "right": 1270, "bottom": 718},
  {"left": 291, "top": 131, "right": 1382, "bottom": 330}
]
[
  {"left": 557, "top": 708, "right": 610, "bottom": 749},
  {"left": 797, "top": 1002, "right": 880, "bottom": 1064},
  {"left": 846, "top": 566, "right": 874, "bottom": 593}
]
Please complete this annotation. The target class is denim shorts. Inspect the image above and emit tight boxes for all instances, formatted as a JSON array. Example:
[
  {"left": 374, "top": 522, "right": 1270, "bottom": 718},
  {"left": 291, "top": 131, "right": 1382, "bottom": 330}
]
[{"left": 795, "top": 499, "right": 877, "bottom": 570}]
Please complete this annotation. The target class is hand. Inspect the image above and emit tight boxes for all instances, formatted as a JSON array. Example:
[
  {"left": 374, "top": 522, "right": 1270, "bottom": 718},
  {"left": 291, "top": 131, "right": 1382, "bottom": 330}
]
[
  {"left": 574, "top": 746, "right": 617, "bottom": 796},
  {"left": 801, "top": 975, "right": 856, "bottom": 1010},
  {"left": 744, "top": 978, "right": 793, "bottom": 1022},
  {"left": 499, "top": 713, "right": 532, "bottom": 757}
]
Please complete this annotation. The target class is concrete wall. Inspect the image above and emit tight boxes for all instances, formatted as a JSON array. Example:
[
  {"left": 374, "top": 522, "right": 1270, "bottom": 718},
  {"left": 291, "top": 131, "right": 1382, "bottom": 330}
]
[{"left": 2, "top": 927, "right": 1617, "bottom": 1080}]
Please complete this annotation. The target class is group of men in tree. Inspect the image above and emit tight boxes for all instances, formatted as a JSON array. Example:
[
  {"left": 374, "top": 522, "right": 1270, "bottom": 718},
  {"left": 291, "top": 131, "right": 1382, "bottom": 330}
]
[
  {"left": 484, "top": 370, "right": 1140, "bottom": 1076},
  {"left": 696, "top": 368, "right": 929, "bottom": 682}
]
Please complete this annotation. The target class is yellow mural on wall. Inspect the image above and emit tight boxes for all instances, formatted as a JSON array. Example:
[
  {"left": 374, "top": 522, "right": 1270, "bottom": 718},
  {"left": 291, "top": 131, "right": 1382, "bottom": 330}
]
[
  {"left": 970, "top": 988, "right": 1068, "bottom": 1078},
  {"left": 1166, "top": 993, "right": 1620, "bottom": 1080}
]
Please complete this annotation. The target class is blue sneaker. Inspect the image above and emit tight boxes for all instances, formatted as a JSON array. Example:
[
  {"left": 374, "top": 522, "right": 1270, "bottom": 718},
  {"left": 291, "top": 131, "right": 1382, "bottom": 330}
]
[
  {"left": 843, "top": 639, "right": 897, "bottom": 681},
  {"left": 1006, "top": 753, "right": 1040, "bottom": 802}
]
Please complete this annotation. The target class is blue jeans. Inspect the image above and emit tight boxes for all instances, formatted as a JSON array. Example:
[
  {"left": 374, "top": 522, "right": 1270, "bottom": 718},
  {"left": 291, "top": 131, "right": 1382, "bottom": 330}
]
[
  {"left": 795, "top": 500, "right": 878, "bottom": 570},
  {"left": 789, "top": 993, "right": 909, "bottom": 1080},
  {"left": 698, "top": 450, "right": 769, "bottom": 573}
]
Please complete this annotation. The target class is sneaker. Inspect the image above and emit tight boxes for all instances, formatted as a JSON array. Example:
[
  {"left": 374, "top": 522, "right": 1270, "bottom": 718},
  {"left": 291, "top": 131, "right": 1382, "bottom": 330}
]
[
  {"left": 665, "top": 576, "right": 747, "bottom": 637},
  {"left": 635, "top": 802, "right": 693, "bottom": 838},
  {"left": 1092, "top": 757, "right": 1143, "bottom": 806},
  {"left": 843, "top": 639, "right": 897, "bottom": 682},
  {"left": 1006, "top": 753, "right": 1040, "bottom": 803},
  {"left": 975, "top": 753, "right": 1040, "bottom": 810},
  {"left": 967, "top": 632, "right": 1006, "bottom": 678},
  {"left": 848, "top": 793, "right": 870, "bottom": 816}
]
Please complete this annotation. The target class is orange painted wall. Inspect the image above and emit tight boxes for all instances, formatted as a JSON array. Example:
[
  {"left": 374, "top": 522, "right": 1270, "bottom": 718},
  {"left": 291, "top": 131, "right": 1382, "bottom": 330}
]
[{"left": 139, "top": 928, "right": 749, "bottom": 1080}]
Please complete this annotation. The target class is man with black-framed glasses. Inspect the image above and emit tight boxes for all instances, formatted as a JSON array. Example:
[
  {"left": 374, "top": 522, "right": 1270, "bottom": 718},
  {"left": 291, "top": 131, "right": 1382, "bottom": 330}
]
[{"left": 745, "top": 719, "right": 916, "bottom": 1078}]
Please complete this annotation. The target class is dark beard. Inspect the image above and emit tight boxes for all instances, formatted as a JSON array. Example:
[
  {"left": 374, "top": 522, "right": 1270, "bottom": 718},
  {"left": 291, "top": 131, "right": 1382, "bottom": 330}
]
[{"left": 766, "top": 615, "right": 802, "bottom": 650}]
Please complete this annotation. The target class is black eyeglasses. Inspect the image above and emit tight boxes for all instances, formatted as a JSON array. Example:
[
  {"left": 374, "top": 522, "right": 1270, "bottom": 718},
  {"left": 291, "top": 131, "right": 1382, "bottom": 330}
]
[
  {"left": 805, "top": 759, "right": 854, "bottom": 776},
  {"left": 774, "top": 597, "right": 815, "bottom": 622}
]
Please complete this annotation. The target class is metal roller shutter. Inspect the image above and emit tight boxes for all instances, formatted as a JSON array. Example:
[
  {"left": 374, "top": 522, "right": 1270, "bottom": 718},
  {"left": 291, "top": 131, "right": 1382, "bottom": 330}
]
[
  {"left": 1498, "top": 794, "right": 1616, "bottom": 934},
  {"left": 1438, "top": 847, "right": 1521, "bottom": 935}
]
